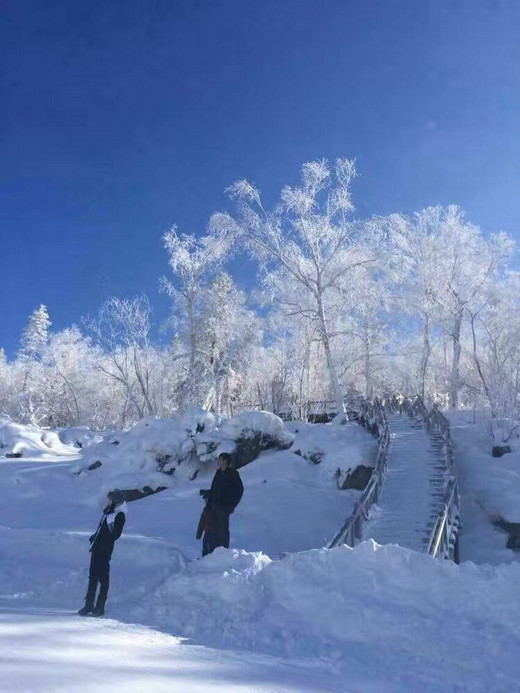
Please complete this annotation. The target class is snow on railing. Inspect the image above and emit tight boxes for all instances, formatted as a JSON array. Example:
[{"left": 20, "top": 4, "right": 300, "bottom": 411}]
[
  {"left": 426, "top": 477, "right": 460, "bottom": 561},
  {"left": 328, "top": 398, "right": 390, "bottom": 549},
  {"left": 409, "top": 396, "right": 461, "bottom": 562},
  {"left": 328, "top": 394, "right": 460, "bottom": 562}
]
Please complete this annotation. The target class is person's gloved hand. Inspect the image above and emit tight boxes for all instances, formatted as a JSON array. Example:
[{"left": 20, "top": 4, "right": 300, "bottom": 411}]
[{"left": 199, "top": 489, "right": 211, "bottom": 501}]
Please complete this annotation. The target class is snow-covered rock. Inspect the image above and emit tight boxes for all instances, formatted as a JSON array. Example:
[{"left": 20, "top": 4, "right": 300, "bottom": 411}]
[
  {"left": 289, "top": 421, "right": 376, "bottom": 488},
  {"left": 72, "top": 409, "right": 294, "bottom": 499},
  {"left": 199, "top": 410, "right": 295, "bottom": 468},
  {"left": 0, "top": 418, "right": 77, "bottom": 459},
  {"left": 57, "top": 426, "right": 103, "bottom": 449}
]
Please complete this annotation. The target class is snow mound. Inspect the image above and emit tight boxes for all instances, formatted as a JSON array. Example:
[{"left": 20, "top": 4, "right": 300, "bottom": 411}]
[
  {"left": 73, "top": 409, "right": 215, "bottom": 487},
  {"left": 197, "top": 410, "right": 295, "bottom": 466},
  {"left": 449, "top": 412, "right": 520, "bottom": 525},
  {"left": 0, "top": 418, "right": 77, "bottom": 459},
  {"left": 57, "top": 426, "right": 103, "bottom": 449},
  {"left": 72, "top": 409, "right": 294, "bottom": 495},
  {"left": 123, "top": 541, "right": 520, "bottom": 690},
  {"left": 218, "top": 410, "right": 293, "bottom": 445},
  {"left": 289, "top": 421, "right": 376, "bottom": 485},
  {"left": 447, "top": 411, "right": 520, "bottom": 564}
]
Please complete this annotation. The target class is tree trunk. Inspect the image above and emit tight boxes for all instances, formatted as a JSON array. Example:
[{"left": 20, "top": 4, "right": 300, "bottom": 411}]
[
  {"left": 214, "top": 367, "right": 224, "bottom": 417},
  {"left": 469, "top": 311, "right": 495, "bottom": 416},
  {"left": 299, "top": 341, "right": 310, "bottom": 420},
  {"left": 363, "top": 322, "right": 373, "bottom": 400},
  {"left": 419, "top": 314, "right": 431, "bottom": 402},
  {"left": 133, "top": 349, "right": 154, "bottom": 416},
  {"left": 316, "top": 293, "right": 344, "bottom": 417},
  {"left": 449, "top": 312, "right": 463, "bottom": 409}
]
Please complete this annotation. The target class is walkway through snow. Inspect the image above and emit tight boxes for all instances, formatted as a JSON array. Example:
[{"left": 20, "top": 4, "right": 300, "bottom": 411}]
[
  {"left": 366, "top": 413, "right": 448, "bottom": 551},
  {"left": 0, "top": 607, "right": 343, "bottom": 692}
]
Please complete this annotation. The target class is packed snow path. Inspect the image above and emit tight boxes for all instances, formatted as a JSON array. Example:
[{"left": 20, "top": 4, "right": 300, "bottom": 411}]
[
  {"left": 366, "top": 412, "right": 449, "bottom": 552},
  {"left": 0, "top": 607, "right": 344, "bottom": 692}
]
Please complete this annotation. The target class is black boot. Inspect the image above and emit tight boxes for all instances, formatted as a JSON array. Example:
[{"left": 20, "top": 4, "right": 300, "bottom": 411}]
[
  {"left": 78, "top": 604, "right": 94, "bottom": 616},
  {"left": 91, "top": 600, "right": 105, "bottom": 617}
]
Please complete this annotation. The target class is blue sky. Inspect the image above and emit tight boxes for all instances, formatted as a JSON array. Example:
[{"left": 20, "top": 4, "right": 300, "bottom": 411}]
[{"left": 1, "top": 1, "right": 520, "bottom": 356}]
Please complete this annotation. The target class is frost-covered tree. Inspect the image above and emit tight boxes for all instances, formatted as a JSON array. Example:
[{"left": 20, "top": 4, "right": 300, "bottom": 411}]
[
  {"left": 42, "top": 327, "right": 107, "bottom": 427},
  {"left": 433, "top": 208, "right": 511, "bottom": 408},
  {"left": 393, "top": 206, "right": 513, "bottom": 408},
  {"left": 211, "top": 158, "right": 380, "bottom": 419},
  {"left": 388, "top": 211, "right": 446, "bottom": 400},
  {"left": 198, "top": 272, "right": 260, "bottom": 415},
  {"left": 3, "top": 161, "right": 520, "bottom": 427},
  {"left": 84, "top": 296, "right": 156, "bottom": 424},
  {"left": 19, "top": 305, "right": 51, "bottom": 360},
  {"left": 467, "top": 272, "right": 520, "bottom": 423},
  {"left": 14, "top": 305, "right": 52, "bottom": 424},
  {"left": 162, "top": 226, "right": 231, "bottom": 410},
  {"left": 162, "top": 226, "right": 260, "bottom": 414}
]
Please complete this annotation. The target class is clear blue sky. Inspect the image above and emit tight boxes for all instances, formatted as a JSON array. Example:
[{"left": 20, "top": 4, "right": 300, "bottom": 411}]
[{"left": 2, "top": 0, "right": 520, "bottom": 356}]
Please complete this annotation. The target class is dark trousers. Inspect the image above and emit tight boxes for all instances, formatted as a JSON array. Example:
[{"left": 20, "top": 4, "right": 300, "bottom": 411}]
[
  {"left": 85, "top": 551, "right": 110, "bottom": 608},
  {"left": 202, "top": 506, "right": 231, "bottom": 556}
]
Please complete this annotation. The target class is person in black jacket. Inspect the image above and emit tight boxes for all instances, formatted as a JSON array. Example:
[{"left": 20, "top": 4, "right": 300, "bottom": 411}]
[
  {"left": 200, "top": 452, "right": 244, "bottom": 556},
  {"left": 78, "top": 493, "right": 126, "bottom": 617}
]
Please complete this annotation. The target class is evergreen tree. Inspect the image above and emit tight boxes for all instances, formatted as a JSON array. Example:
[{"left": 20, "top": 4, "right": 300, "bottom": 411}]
[{"left": 20, "top": 305, "right": 51, "bottom": 360}]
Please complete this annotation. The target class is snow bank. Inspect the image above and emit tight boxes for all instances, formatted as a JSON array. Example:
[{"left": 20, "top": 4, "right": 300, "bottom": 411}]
[
  {"left": 195, "top": 410, "right": 295, "bottom": 467},
  {"left": 288, "top": 421, "right": 377, "bottom": 486},
  {"left": 448, "top": 411, "right": 520, "bottom": 523},
  {"left": 0, "top": 418, "right": 77, "bottom": 459},
  {"left": 4, "top": 512, "right": 520, "bottom": 691},
  {"left": 448, "top": 411, "right": 520, "bottom": 563},
  {"left": 57, "top": 426, "right": 103, "bottom": 449},
  {"left": 120, "top": 540, "right": 520, "bottom": 690},
  {"left": 73, "top": 409, "right": 216, "bottom": 488}
]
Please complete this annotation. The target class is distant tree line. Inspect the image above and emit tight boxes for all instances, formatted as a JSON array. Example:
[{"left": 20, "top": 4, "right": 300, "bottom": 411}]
[{"left": 1, "top": 159, "right": 518, "bottom": 429}]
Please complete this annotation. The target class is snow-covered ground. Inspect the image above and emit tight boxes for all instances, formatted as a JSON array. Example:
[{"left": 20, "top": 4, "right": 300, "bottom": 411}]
[
  {"left": 448, "top": 410, "right": 520, "bottom": 565},
  {"left": 0, "top": 608, "right": 346, "bottom": 693},
  {"left": 2, "top": 416, "right": 520, "bottom": 691}
]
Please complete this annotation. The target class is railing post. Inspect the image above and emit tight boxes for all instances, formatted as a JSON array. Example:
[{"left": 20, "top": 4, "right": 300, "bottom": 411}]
[{"left": 453, "top": 531, "right": 460, "bottom": 564}]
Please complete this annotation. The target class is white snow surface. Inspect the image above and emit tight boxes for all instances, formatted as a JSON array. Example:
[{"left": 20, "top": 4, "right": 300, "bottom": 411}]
[
  {"left": 447, "top": 410, "right": 520, "bottom": 565},
  {"left": 0, "top": 417, "right": 77, "bottom": 459},
  {"left": 1, "top": 418, "right": 520, "bottom": 690},
  {"left": 72, "top": 408, "right": 296, "bottom": 492},
  {"left": 57, "top": 425, "right": 103, "bottom": 449}
]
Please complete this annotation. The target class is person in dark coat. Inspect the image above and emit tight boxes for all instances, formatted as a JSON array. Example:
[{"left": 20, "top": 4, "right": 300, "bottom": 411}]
[
  {"left": 199, "top": 452, "right": 244, "bottom": 556},
  {"left": 78, "top": 493, "right": 126, "bottom": 616}
]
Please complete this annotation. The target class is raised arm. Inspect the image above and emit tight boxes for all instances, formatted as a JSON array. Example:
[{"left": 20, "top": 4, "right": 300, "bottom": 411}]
[{"left": 112, "top": 512, "right": 126, "bottom": 540}]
